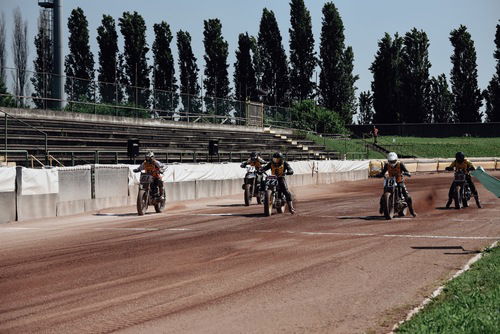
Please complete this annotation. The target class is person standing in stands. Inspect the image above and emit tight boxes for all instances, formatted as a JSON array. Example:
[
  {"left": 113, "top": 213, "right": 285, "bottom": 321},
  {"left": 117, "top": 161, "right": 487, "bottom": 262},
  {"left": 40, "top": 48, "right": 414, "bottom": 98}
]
[{"left": 372, "top": 125, "right": 379, "bottom": 144}]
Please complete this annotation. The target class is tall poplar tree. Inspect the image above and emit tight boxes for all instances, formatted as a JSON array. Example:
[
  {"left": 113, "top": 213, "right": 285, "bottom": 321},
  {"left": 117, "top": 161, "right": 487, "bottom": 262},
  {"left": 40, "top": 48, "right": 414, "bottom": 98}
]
[
  {"left": 203, "top": 18, "right": 230, "bottom": 116},
  {"left": 400, "top": 28, "right": 431, "bottom": 123},
  {"left": 234, "top": 32, "right": 257, "bottom": 102},
  {"left": 318, "top": 2, "right": 358, "bottom": 124},
  {"left": 449, "top": 25, "right": 482, "bottom": 122},
  {"left": 370, "top": 33, "right": 404, "bottom": 123},
  {"left": 177, "top": 30, "right": 201, "bottom": 115},
  {"left": 97, "top": 14, "right": 122, "bottom": 104},
  {"left": 429, "top": 74, "right": 454, "bottom": 123},
  {"left": 119, "top": 11, "right": 151, "bottom": 109},
  {"left": 152, "top": 21, "right": 178, "bottom": 114},
  {"left": 65, "top": 7, "right": 94, "bottom": 102},
  {"left": 0, "top": 12, "right": 6, "bottom": 86},
  {"left": 32, "top": 10, "right": 53, "bottom": 109},
  {"left": 257, "top": 8, "right": 289, "bottom": 107},
  {"left": 289, "top": 0, "right": 315, "bottom": 101},
  {"left": 484, "top": 22, "right": 500, "bottom": 122},
  {"left": 358, "top": 91, "right": 374, "bottom": 125}
]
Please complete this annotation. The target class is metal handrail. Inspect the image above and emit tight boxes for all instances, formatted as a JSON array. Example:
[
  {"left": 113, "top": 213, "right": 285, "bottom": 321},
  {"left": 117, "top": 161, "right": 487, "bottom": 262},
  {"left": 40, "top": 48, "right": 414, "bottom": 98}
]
[
  {"left": 48, "top": 154, "right": 64, "bottom": 167},
  {"left": 29, "top": 154, "right": 45, "bottom": 168}
]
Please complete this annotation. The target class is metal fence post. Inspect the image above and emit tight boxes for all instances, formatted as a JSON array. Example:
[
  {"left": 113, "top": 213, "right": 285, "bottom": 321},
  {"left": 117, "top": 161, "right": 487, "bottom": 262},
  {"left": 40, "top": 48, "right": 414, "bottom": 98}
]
[{"left": 4, "top": 112, "right": 7, "bottom": 163}]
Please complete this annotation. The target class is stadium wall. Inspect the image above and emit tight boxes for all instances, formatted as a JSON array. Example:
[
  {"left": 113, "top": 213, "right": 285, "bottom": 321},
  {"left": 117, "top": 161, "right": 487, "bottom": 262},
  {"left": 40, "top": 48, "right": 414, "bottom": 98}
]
[{"left": 16, "top": 157, "right": 500, "bottom": 222}]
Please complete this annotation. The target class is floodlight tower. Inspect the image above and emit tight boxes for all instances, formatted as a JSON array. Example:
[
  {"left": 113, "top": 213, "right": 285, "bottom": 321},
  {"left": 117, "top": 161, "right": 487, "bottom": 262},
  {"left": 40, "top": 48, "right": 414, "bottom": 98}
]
[{"left": 38, "top": 0, "right": 63, "bottom": 109}]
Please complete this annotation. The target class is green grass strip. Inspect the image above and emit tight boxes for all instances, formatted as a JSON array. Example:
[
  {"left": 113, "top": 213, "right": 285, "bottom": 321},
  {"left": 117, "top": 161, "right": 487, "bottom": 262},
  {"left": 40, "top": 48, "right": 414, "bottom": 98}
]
[{"left": 397, "top": 245, "right": 500, "bottom": 333}]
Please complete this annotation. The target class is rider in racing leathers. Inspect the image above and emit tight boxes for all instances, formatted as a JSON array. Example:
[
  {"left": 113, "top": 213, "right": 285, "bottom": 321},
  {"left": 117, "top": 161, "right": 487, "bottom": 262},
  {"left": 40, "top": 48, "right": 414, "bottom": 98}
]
[
  {"left": 133, "top": 151, "right": 166, "bottom": 199},
  {"left": 445, "top": 151, "right": 481, "bottom": 208},
  {"left": 376, "top": 152, "right": 416, "bottom": 217},
  {"left": 260, "top": 152, "right": 295, "bottom": 214},
  {"left": 240, "top": 152, "right": 267, "bottom": 189}
]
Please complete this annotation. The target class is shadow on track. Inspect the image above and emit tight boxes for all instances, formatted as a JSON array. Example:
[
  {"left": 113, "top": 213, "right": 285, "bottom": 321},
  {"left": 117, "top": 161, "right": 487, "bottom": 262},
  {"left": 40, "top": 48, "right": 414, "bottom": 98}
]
[
  {"left": 207, "top": 204, "right": 247, "bottom": 208},
  {"left": 94, "top": 213, "right": 150, "bottom": 217},
  {"left": 411, "top": 246, "right": 480, "bottom": 255},
  {"left": 227, "top": 213, "right": 266, "bottom": 218},
  {"left": 339, "top": 216, "right": 387, "bottom": 221}
]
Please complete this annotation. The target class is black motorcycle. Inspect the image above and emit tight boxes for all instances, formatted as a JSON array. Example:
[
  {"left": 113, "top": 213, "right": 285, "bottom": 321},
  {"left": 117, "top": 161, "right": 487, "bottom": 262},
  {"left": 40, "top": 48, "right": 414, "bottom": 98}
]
[
  {"left": 263, "top": 175, "right": 287, "bottom": 216},
  {"left": 243, "top": 166, "right": 264, "bottom": 206},
  {"left": 137, "top": 172, "right": 166, "bottom": 216},
  {"left": 380, "top": 176, "right": 409, "bottom": 220},
  {"left": 449, "top": 170, "right": 471, "bottom": 209}
]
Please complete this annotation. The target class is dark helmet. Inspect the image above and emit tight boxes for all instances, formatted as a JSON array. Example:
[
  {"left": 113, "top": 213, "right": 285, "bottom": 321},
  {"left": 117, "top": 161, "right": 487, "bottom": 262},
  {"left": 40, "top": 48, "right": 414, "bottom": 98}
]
[
  {"left": 250, "top": 152, "right": 258, "bottom": 161},
  {"left": 272, "top": 152, "right": 284, "bottom": 164},
  {"left": 145, "top": 151, "right": 155, "bottom": 162},
  {"left": 455, "top": 152, "right": 465, "bottom": 163}
]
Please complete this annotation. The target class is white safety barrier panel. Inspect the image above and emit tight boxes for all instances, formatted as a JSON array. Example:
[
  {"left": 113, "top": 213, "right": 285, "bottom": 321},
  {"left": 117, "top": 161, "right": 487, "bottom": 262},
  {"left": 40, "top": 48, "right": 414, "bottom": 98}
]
[
  {"left": 0, "top": 167, "right": 17, "bottom": 223},
  {"left": 56, "top": 166, "right": 92, "bottom": 216},
  {"left": 6, "top": 160, "right": 370, "bottom": 223},
  {"left": 127, "top": 160, "right": 370, "bottom": 204},
  {"left": 17, "top": 167, "right": 59, "bottom": 221},
  {"left": 369, "top": 158, "right": 500, "bottom": 176},
  {"left": 92, "top": 165, "right": 129, "bottom": 210}
]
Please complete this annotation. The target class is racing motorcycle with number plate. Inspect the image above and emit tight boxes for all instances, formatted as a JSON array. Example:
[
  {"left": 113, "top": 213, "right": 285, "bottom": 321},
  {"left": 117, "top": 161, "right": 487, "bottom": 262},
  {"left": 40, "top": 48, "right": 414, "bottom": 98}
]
[
  {"left": 137, "top": 172, "right": 166, "bottom": 216},
  {"left": 243, "top": 166, "right": 264, "bottom": 206},
  {"left": 380, "top": 175, "right": 409, "bottom": 220},
  {"left": 263, "top": 175, "right": 287, "bottom": 216},
  {"left": 450, "top": 170, "right": 471, "bottom": 209}
]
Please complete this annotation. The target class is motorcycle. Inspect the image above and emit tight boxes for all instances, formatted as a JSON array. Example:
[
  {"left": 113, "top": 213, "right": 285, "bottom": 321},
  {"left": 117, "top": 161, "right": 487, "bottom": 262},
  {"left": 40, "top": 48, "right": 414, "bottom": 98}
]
[
  {"left": 380, "top": 176, "right": 409, "bottom": 220},
  {"left": 137, "top": 172, "right": 166, "bottom": 216},
  {"left": 449, "top": 170, "right": 471, "bottom": 209},
  {"left": 243, "top": 166, "right": 264, "bottom": 206},
  {"left": 263, "top": 175, "right": 287, "bottom": 216}
]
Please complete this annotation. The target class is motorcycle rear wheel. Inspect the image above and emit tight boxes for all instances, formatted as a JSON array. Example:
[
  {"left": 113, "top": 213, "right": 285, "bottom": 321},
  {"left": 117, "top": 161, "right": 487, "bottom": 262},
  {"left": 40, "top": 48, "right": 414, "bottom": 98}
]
[
  {"left": 154, "top": 189, "right": 166, "bottom": 213},
  {"left": 137, "top": 190, "right": 148, "bottom": 216},
  {"left": 256, "top": 191, "right": 262, "bottom": 205}
]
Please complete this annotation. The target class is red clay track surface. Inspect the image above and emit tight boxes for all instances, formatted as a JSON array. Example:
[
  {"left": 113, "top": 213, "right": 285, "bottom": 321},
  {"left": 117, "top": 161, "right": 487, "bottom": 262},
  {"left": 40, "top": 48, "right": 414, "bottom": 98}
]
[{"left": 1, "top": 173, "right": 499, "bottom": 333}]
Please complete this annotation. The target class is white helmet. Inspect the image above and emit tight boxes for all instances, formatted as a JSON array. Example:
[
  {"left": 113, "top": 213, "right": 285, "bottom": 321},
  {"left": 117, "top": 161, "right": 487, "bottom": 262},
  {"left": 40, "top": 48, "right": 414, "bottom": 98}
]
[
  {"left": 145, "top": 151, "right": 155, "bottom": 161},
  {"left": 387, "top": 152, "right": 398, "bottom": 167}
]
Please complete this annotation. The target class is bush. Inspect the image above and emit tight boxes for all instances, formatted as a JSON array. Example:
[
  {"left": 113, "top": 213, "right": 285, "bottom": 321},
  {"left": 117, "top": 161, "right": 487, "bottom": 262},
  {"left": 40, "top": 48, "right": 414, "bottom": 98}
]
[{"left": 290, "top": 100, "right": 349, "bottom": 134}]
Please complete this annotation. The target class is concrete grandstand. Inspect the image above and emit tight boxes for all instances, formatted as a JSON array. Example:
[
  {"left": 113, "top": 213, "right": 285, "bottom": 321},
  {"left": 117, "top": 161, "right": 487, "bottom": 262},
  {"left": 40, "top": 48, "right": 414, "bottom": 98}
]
[{"left": 1, "top": 108, "right": 339, "bottom": 167}]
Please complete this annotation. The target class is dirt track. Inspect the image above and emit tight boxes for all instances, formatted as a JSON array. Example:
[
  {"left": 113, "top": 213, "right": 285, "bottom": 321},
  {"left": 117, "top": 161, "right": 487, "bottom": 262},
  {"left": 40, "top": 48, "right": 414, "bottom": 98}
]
[{"left": 1, "top": 172, "right": 499, "bottom": 333}]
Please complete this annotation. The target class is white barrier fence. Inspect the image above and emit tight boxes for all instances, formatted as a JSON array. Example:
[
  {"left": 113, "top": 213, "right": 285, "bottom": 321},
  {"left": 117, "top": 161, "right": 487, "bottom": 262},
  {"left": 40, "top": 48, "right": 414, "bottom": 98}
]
[{"left": 0, "top": 160, "right": 370, "bottom": 223}]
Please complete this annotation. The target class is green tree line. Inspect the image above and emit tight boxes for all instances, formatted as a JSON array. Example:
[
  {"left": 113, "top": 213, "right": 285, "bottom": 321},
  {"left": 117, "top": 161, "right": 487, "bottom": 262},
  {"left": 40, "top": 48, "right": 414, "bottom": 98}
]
[{"left": 1, "top": 2, "right": 498, "bottom": 128}]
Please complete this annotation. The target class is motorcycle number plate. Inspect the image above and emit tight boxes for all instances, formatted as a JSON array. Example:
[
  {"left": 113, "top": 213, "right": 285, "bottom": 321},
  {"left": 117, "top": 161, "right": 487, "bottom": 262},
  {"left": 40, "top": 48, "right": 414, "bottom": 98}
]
[
  {"left": 385, "top": 178, "right": 396, "bottom": 187},
  {"left": 140, "top": 174, "right": 153, "bottom": 184},
  {"left": 454, "top": 174, "right": 466, "bottom": 182}
]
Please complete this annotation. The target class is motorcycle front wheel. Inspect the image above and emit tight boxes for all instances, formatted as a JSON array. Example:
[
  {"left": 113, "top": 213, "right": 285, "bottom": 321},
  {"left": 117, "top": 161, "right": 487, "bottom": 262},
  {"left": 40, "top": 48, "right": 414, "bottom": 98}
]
[
  {"left": 137, "top": 189, "right": 148, "bottom": 216},
  {"left": 382, "top": 192, "right": 394, "bottom": 220},
  {"left": 264, "top": 190, "right": 273, "bottom": 216},
  {"left": 453, "top": 184, "right": 461, "bottom": 209},
  {"left": 462, "top": 186, "right": 469, "bottom": 208},
  {"left": 244, "top": 184, "right": 252, "bottom": 206}
]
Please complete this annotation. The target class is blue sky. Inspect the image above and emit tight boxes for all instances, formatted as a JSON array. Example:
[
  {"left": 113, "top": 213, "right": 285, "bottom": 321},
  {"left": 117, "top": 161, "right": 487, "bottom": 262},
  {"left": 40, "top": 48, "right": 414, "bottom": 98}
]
[{"left": 2, "top": 0, "right": 499, "bottom": 102}]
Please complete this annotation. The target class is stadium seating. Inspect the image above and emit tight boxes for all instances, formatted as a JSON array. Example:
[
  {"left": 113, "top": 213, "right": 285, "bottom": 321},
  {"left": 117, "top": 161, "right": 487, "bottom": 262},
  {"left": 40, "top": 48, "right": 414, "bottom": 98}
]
[{"left": 0, "top": 109, "right": 338, "bottom": 166}]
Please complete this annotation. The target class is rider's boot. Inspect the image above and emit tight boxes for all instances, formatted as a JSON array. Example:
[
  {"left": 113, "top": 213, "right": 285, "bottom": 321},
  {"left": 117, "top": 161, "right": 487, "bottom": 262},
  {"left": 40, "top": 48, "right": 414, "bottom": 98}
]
[
  {"left": 287, "top": 201, "right": 296, "bottom": 214},
  {"left": 474, "top": 195, "right": 482, "bottom": 208},
  {"left": 445, "top": 198, "right": 452, "bottom": 209},
  {"left": 407, "top": 197, "right": 417, "bottom": 217}
]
